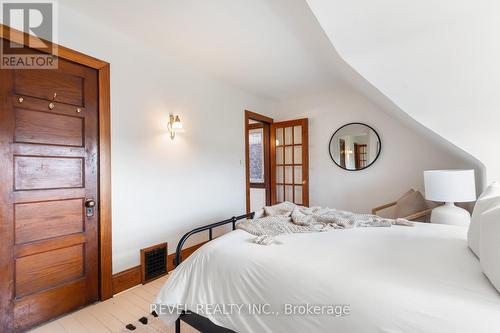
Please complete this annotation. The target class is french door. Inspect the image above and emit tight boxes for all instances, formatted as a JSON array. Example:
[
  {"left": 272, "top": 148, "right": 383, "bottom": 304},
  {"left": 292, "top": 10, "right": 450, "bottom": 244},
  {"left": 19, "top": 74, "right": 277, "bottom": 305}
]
[{"left": 270, "top": 119, "right": 309, "bottom": 206}]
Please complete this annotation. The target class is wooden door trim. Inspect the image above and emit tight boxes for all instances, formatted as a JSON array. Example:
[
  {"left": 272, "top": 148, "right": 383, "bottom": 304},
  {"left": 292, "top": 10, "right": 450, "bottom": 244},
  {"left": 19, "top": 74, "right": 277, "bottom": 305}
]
[
  {"left": 97, "top": 64, "right": 113, "bottom": 301},
  {"left": 244, "top": 110, "right": 273, "bottom": 213},
  {"left": 0, "top": 24, "right": 113, "bottom": 301}
]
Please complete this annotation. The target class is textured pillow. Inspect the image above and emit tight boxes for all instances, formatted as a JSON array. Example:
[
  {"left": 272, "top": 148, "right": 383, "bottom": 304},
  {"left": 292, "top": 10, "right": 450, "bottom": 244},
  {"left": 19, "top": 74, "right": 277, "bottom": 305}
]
[
  {"left": 468, "top": 182, "right": 500, "bottom": 257},
  {"left": 264, "top": 201, "right": 296, "bottom": 217},
  {"left": 394, "top": 190, "right": 428, "bottom": 219},
  {"left": 253, "top": 209, "right": 265, "bottom": 219},
  {"left": 479, "top": 204, "right": 500, "bottom": 293}
]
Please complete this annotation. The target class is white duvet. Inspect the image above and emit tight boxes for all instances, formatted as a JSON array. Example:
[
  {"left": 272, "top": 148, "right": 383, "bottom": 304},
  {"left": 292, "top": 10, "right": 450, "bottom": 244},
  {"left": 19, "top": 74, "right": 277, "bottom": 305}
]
[{"left": 155, "top": 222, "right": 500, "bottom": 333}]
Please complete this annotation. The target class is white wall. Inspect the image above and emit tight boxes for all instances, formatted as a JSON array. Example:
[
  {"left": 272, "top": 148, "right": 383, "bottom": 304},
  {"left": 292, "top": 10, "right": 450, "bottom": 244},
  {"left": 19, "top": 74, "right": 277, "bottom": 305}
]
[
  {"left": 57, "top": 4, "right": 272, "bottom": 273},
  {"left": 270, "top": 86, "right": 481, "bottom": 213},
  {"left": 306, "top": 0, "right": 500, "bottom": 184}
]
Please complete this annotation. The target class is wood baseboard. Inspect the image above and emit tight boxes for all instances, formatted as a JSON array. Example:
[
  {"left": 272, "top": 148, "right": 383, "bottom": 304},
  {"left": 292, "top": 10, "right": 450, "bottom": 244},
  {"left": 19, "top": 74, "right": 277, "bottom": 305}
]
[
  {"left": 112, "top": 266, "right": 141, "bottom": 295},
  {"left": 111, "top": 242, "right": 207, "bottom": 295},
  {"left": 167, "top": 241, "right": 207, "bottom": 271}
]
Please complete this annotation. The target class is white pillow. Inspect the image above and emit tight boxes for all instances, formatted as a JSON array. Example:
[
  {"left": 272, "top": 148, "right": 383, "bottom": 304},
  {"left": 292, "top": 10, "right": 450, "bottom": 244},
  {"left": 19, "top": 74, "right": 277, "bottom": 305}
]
[
  {"left": 479, "top": 204, "right": 500, "bottom": 293},
  {"left": 468, "top": 182, "right": 500, "bottom": 257},
  {"left": 263, "top": 202, "right": 296, "bottom": 217},
  {"left": 253, "top": 209, "right": 265, "bottom": 219}
]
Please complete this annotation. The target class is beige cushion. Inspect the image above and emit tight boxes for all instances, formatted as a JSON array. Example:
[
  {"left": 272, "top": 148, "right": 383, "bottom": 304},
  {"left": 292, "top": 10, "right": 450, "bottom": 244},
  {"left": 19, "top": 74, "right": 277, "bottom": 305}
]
[
  {"left": 399, "top": 189, "right": 416, "bottom": 201},
  {"left": 376, "top": 189, "right": 415, "bottom": 219},
  {"left": 264, "top": 202, "right": 296, "bottom": 217},
  {"left": 394, "top": 190, "right": 428, "bottom": 219},
  {"left": 468, "top": 182, "right": 500, "bottom": 257},
  {"left": 479, "top": 204, "right": 500, "bottom": 293}
]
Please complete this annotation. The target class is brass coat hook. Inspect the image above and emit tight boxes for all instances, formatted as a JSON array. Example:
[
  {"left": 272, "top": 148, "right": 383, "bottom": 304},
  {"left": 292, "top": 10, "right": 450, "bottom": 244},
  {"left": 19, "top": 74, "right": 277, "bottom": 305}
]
[{"left": 48, "top": 92, "right": 56, "bottom": 110}]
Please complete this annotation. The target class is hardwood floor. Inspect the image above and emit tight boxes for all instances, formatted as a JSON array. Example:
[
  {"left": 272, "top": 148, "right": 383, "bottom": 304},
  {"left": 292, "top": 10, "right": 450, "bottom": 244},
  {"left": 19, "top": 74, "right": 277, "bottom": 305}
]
[{"left": 28, "top": 274, "right": 199, "bottom": 333}]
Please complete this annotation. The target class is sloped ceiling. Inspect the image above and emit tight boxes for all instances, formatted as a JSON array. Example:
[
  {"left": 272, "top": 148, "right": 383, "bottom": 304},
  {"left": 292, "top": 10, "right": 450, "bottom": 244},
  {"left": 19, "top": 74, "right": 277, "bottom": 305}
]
[
  {"left": 61, "top": 0, "right": 343, "bottom": 101},
  {"left": 306, "top": 0, "right": 498, "bottom": 183},
  {"left": 61, "top": 0, "right": 485, "bottom": 182}
]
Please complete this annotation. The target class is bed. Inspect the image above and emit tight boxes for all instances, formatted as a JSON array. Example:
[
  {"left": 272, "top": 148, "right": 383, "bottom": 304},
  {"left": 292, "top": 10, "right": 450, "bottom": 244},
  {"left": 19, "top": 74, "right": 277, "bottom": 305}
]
[{"left": 155, "top": 214, "right": 500, "bottom": 333}]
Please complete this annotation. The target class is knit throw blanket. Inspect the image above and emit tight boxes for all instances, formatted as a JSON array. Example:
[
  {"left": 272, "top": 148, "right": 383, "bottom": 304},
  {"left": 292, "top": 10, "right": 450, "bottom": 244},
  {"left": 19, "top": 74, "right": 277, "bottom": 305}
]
[{"left": 236, "top": 203, "right": 414, "bottom": 245}]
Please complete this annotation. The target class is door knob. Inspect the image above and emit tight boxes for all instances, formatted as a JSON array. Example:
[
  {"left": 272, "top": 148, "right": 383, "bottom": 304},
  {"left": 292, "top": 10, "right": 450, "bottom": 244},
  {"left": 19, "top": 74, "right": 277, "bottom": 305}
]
[{"left": 85, "top": 199, "right": 96, "bottom": 208}]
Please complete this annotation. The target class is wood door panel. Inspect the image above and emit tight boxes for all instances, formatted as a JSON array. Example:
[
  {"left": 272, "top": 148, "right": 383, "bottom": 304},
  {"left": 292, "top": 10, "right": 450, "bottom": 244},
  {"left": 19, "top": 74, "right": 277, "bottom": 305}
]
[
  {"left": 13, "top": 143, "right": 85, "bottom": 158},
  {"left": 13, "top": 279, "right": 87, "bottom": 331},
  {"left": 13, "top": 188, "right": 85, "bottom": 203},
  {"left": 15, "top": 244, "right": 84, "bottom": 298},
  {"left": 14, "top": 156, "right": 83, "bottom": 190},
  {"left": 14, "top": 233, "right": 85, "bottom": 259},
  {"left": 15, "top": 109, "right": 84, "bottom": 146},
  {"left": 14, "top": 199, "right": 84, "bottom": 244},
  {"left": 14, "top": 70, "right": 84, "bottom": 106}
]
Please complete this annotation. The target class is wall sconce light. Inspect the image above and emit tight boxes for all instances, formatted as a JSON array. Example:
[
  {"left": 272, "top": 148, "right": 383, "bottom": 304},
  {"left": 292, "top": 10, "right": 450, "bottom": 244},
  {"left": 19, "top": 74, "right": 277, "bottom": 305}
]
[{"left": 167, "top": 114, "right": 183, "bottom": 140}]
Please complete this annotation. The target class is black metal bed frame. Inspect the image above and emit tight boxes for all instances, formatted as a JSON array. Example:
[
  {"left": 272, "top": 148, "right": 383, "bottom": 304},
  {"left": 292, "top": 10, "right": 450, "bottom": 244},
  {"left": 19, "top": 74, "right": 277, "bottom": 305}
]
[{"left": 174, "top": 212, "right": 254, "bottom": 333}]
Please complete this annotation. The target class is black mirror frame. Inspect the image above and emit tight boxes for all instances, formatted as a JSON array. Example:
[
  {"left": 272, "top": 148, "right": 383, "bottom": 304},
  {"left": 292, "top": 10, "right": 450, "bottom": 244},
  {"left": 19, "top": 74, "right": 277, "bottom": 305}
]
[{"left": 328, "top": 122, "right": 382, "bottom": 172}]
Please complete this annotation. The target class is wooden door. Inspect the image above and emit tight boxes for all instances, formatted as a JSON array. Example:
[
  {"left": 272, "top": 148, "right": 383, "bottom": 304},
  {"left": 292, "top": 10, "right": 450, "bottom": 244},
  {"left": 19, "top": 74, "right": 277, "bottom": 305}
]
[
  {"left": 354, "top": 143, "right": 360, "bottom": 169},
  {"left": 339, "top": 139, "right": 346, "bottom": 168},
  {"left": 354, "top": 143, "right": 367, "bottom": 169},
  {"left": 0, "top": 58, "right": 99, "bottom": 332},
  {"left": 270, "top": 119, "right": 309, "bottom": 206}
]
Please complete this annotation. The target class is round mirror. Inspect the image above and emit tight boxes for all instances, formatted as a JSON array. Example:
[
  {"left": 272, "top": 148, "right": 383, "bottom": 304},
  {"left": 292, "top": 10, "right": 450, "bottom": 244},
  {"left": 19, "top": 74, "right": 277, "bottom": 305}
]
[{"left": 329, "top": 123, "right": 381, "bottom": 171}]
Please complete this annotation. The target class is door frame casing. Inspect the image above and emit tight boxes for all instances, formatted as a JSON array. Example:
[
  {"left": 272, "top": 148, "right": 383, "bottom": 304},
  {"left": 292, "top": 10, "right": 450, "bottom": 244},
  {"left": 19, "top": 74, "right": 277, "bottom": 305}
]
[
  {"left": 0, "top": 23, "right": 113, "bottom": 309},
  {"left": 244, "top": 110, "right": 273, "bottom": 213}
]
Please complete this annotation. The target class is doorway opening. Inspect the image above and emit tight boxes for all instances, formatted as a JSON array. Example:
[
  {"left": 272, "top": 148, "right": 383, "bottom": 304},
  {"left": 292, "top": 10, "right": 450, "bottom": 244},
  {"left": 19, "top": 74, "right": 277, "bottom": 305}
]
[
  {"left": 245, "top": 111, "right": 310, "bottom": 212},
  {"left": 245, "top": 111, "right": 273, "bottom": 213}
]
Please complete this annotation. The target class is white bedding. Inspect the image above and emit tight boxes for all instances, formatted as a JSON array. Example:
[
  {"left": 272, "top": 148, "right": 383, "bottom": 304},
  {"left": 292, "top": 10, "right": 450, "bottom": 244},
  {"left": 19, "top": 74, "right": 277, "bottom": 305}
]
[{"left": 155, "top": 222, "right": 500, "bottom": 333}]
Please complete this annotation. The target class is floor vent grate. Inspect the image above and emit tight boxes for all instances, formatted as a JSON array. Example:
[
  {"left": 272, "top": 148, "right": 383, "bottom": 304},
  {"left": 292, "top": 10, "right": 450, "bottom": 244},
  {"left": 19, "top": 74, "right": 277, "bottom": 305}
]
[{"left": 140, "top": 242, "right": 168, "bottom": 283}]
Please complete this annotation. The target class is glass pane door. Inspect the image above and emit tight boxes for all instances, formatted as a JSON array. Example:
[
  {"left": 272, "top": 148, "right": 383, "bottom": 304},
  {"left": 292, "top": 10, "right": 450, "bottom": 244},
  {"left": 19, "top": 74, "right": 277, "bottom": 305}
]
[{"left": 271, "top": 119, "right": 308, "bottom": 206}]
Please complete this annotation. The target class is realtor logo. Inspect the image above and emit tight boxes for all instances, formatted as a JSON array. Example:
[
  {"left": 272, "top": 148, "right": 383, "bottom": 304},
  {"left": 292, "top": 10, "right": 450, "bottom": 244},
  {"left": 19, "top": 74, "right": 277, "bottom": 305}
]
[{"left": 1, "top": 1, "right": 58, "bottom": 69}]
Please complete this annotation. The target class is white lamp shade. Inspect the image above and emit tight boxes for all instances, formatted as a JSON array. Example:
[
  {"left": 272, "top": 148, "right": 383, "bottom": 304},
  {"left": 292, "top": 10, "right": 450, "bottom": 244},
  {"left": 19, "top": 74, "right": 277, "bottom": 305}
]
[{"left": 424, "top": 169, "right": 476, "bottom": 203}]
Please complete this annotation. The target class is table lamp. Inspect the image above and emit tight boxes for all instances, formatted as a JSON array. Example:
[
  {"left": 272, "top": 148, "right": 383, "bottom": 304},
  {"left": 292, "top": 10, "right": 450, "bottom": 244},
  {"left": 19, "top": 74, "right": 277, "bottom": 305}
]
[{"left": 424, "top": 169, "right": 476, "bottom": 226}]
